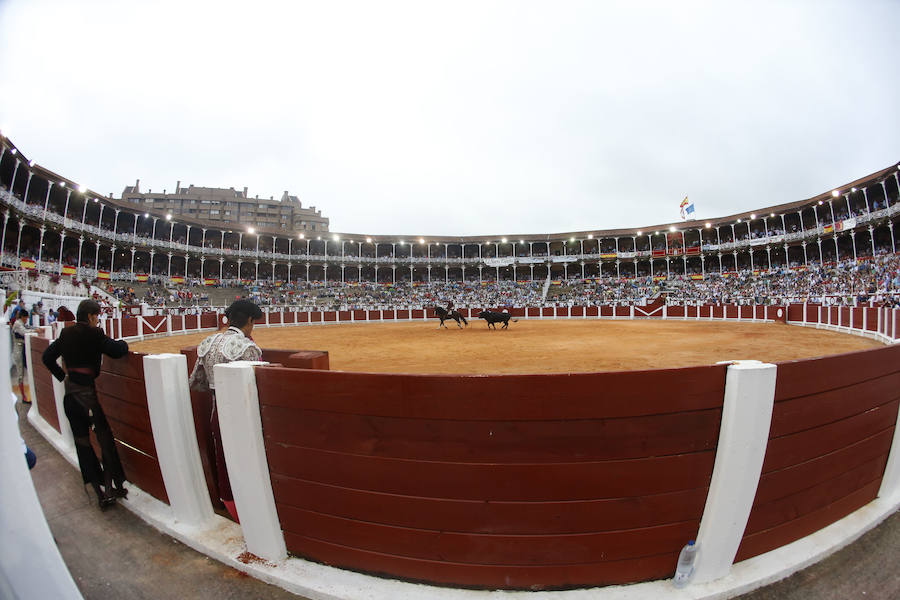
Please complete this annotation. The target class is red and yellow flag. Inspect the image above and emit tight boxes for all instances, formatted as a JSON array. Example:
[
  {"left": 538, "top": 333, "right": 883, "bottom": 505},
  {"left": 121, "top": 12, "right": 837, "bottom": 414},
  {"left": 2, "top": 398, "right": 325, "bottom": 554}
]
[
  {"left": 97, "top": 270, "right": 110, "bottom": 280},
  {"left": 171, "top": 276, "right": 185, "bottom": 284},
  {"left": 135, "top": 273, "right": 149, "bottom": 282},
  {"left": 20, "top": 258, "right": 36, "bottom": 270},
  {"left": 62, "top": 265, "right": 77, "bottom": 276}
]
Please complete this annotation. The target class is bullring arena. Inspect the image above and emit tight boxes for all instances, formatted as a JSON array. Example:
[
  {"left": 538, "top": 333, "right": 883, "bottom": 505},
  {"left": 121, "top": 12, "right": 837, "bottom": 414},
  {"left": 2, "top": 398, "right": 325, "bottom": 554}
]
[
  {"left": 2, "top": 129, "right": 900, "bottom": 600},
  {"left": 132, "top": 319, "right": 882, "bottom": 374}
]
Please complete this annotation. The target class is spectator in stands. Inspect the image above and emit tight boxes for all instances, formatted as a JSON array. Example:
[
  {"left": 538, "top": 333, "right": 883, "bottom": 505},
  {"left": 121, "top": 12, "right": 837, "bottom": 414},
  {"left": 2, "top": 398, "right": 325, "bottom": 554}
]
[
  {"left": 30, "top": 301, "right": 44, "bottom": 326},
  {"left": 8, "top": 299, "right": 25, "bottom": 322},
  {"left": 42, "top": 299, "right": 130, "bottom": 510},
  {"left": 188, "top": 299, "right": 263, "bottom": 521},
  {"left": 12, "top": 310, "right": 30, "bottom": 404}
]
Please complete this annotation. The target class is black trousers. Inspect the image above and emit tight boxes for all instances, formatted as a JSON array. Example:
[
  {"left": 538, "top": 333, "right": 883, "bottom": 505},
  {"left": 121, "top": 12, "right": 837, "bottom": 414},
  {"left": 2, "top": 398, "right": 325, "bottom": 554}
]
[{"left": 63, "top": 379, "right": 125, "bottom": 490}]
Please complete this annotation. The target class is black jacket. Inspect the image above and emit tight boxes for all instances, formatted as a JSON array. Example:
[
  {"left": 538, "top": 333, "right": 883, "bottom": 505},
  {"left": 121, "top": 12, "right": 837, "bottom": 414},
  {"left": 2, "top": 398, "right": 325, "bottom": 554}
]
[{"left": 42, "top": 323, "right": 129, "bottom": 386}]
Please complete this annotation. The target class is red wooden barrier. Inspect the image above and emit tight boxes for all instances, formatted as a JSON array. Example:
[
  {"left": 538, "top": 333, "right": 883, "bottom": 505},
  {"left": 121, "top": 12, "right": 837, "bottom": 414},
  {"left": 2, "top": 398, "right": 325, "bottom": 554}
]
[
  {"left": 736, "top": 344, "right": 900, "bottom": 562},
  {"left": 269, "top": 312, "right": 283, "bottom": 325},
  {"left": 140, "top": 315, "right": 168, "bottom": 336},
  {"left": 95, "top": 351, "right": 168, "bottom": 503},
  {"left": 28, "top": 335, "right": 60, "bottom": 433},
  {"left": 338, "top": 310, "right": 352, "bottom": 321},
  {"left": 541, "top": 307, "right": 554, "bottom": 317},
  {"left": 667, "top": 305, "right": 685, "bottom": 318},
  {"left": 254, "top": 364, "right": 726, "bottom": 589},
  {"left": 381, "top": 310, "right": 395, "bottom": 320}
]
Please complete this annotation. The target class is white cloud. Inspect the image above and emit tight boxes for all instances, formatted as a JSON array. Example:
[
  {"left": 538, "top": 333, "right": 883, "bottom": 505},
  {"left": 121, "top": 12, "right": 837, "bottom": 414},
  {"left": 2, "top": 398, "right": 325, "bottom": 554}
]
[{"left": 1, "top": 0, "right": 898, "bottom": 237}]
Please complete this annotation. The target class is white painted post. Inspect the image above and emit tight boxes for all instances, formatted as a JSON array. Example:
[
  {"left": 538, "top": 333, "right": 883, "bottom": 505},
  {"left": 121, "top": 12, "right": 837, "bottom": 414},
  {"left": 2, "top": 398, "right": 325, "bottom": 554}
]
[
  {"left": 691, "top": 360, "right": 778, "bottom": 585},
  {"left": 878, "top": 400, "right": 900, "bottom": 504},
  {"left": 0, "top": 324, "right": 83, "bottom": 600},
  {"left": 143, "top": 354, "right": 215, "bottom": 527},
  {"left": 213, "top": 361, "right": 287, "bottom": 562}
]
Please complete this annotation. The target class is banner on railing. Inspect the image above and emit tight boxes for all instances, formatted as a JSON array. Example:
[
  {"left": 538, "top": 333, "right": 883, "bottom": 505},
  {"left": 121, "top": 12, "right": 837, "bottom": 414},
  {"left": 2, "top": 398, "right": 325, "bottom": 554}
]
[
  {"left": 484, "top": 257, "right": 515, "bottom": 267},
  {"left": 20, "top": 258, "right": 36, "bottom": 269},
  {"left": 97, "top": 270, "right": 110, "bottom": 280},
  {"left": 600, "top": 253, "right": 617, "bottom": 259},
  {"left": 61, "top": 265, "right": 77, "bottom": 276},
  {"left": 202, "top": 278, "right": 217, "bottom": 285},
  {"left": 171, "top": 276, "right": 185, "bottom": 284},
  {"left": 135, "top": 273, "right": 149, "bottom": 282}
]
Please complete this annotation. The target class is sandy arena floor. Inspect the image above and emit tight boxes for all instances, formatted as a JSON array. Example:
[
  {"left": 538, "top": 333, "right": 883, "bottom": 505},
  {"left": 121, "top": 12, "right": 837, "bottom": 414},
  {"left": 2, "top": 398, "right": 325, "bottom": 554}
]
[{"left": 130, "top": 318, "right": 884, "bottom": 374}]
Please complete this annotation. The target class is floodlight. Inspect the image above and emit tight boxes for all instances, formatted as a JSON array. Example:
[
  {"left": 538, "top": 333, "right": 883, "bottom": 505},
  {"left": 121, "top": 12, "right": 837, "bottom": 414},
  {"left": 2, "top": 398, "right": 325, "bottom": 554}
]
[
  {"left": 166, "top": 213, "right": 172, "bottom": 220},
  {"left": 750, "top": 214, "right": 756, "bottom": 219},
  {"left": 420, "top": 237, "right": 425, "bottom": 244},
  {"left": 144, "top": 213, "right": 149, "bottom": 218},
  {"left": 501, "top": 238, "right": 507, "bottom": 243},
  {"left": 9, "top": 148, "right": 16, "bottom": 155},
  {"left": 831, "top": 190, "right": 839, "bottom": 197},
  {"left": 93, "top": 198, "right": 98, "bottom": 203},
  {"left": 28, "top": 160, "right": 34, "bottom": 167},
  {"left": 299, "top": 233, "right": 305, "bottom": 239},
  {"left": 851, "top": 187, "right": 857, "bottom": 192},
  {"left": 770, "top": 213, "right": 775, "bottom": 218},
  {"left": 333, "top": 234, "right": 340, "bottom": 241},
  {"left": 248, "top": 227, "right": 255, "bottom": 234},
  {"left": 79, "top": 184, "right": 87, "bottom": 193},
  {"left": 587, "top": 234, "right": 593, "bottom": 239},
  {"left": 705, "top": 223, "right": 711, "bottom": 228},
  {"left": 366, "top": 237, "right": 372, "bottom": 243},
  {"left": 669, "top": 226, "right": 677, "bottom": 232}
]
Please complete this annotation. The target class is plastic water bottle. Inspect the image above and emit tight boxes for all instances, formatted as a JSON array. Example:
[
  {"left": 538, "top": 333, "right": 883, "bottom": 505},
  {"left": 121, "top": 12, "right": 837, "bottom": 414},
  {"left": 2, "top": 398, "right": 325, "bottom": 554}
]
[{"left": 673, "top": 540, "right": 698, "bottom": 588}]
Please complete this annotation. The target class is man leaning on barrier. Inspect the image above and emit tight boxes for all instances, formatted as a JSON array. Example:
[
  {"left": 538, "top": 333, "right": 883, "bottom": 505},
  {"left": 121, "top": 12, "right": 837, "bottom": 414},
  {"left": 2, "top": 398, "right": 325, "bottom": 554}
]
[
  {"left": 42, "top": 299, "right": 130, "bottom": 510},
  {"left": 188, "top": 299, "right": 263, "bottom": 521}
]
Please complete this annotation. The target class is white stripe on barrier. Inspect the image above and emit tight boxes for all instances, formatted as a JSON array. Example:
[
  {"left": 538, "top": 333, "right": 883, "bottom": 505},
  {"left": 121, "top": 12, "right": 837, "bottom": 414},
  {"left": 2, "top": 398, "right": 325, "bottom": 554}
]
[
  {"left": 694, "top": 360, "right": 777, "bottom": 584},
  {"left": 214, "top": 361, "right": 287, "bottom": 563}
]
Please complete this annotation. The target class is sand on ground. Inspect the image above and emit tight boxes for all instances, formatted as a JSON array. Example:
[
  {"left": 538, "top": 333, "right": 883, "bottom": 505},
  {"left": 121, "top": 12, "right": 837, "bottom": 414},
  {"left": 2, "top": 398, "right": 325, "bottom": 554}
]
[{"left": 130, "top": 319, "right": 883, "bottom": 374}]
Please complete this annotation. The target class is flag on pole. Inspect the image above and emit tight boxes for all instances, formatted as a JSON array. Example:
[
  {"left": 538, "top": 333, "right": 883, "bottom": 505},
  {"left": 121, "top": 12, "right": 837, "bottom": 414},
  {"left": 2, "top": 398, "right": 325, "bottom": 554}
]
[{"left": 679, "top": 196, "right": 695, "bottom": 220}]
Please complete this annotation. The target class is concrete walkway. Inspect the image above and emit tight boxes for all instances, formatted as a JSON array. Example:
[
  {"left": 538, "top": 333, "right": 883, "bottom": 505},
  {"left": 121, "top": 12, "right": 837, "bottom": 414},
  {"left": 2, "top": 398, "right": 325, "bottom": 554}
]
[{"left": 17, "top": 400, "right": 899, "bottom": 600}]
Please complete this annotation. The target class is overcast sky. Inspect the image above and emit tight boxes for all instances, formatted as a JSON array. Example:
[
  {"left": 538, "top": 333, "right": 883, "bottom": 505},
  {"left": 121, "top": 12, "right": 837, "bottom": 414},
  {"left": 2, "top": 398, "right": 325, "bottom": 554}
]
[{"left": 1, "top": 0, "right": 898, "bottom": 238}]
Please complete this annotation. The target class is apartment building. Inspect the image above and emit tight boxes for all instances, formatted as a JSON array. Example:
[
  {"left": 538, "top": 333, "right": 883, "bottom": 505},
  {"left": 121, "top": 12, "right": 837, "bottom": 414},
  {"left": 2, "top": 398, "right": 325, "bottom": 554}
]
[{"left": 120, "top": 180, "right": 329, "bottom": 232}]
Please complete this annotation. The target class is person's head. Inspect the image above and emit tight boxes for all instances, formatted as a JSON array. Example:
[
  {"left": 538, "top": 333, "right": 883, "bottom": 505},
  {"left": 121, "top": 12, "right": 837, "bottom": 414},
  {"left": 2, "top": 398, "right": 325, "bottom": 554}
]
[
  {"left": 17, "top": 310, "right": 28, "bottom": 321},
  {"left": 224, "top": 299, "right": 262, "bottom": 335},
  {"left": 76, "top": 299, "right": 102, "bottom": 326}
]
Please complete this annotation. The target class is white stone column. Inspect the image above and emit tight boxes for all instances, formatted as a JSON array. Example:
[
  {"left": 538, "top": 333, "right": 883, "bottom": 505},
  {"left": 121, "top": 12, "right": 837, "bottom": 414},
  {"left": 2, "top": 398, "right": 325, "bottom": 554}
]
[
  {"left": 213, "top": 361, "right": 287, "bottom": 562},
  {"left": 143, "top": 354, "right": 215, "bottom": 527},
  {"left": 0, "top": 323, "right": 83, "bottom": 600},
  {"left": 692, "top": 360, "right": 777, "bottom": 584}
]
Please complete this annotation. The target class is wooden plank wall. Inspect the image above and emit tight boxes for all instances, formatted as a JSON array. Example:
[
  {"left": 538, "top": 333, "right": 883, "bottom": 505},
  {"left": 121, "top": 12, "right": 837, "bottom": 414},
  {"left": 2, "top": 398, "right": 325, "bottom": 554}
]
[
  {"left": 736, "top": 344, "right": 900, "bottom": 561},
  {"left": 254, "top": 364, "right": 727, "bottom": 590},
  {"left": 28, "top": 335, "right": 60, "bottom": 432},
  {"left": 95, "top": 352, "right": 168, "bottom": 503}
]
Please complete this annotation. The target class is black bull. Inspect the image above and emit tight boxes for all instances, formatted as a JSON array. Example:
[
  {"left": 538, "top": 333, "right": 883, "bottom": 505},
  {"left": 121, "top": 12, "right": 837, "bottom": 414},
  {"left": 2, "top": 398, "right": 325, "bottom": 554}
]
[{"left": 477, "top": 310, "right": 518, "bottom": 329}]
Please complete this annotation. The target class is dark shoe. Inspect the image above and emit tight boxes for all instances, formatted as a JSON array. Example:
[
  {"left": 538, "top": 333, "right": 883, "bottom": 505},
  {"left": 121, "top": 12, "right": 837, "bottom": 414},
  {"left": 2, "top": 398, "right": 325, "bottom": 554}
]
[
  {"left": 111, "top": 486, "right": 128, "bottom": 499},
  {"left": 98, "top": 494, "right": 117, "bottom": 511}
]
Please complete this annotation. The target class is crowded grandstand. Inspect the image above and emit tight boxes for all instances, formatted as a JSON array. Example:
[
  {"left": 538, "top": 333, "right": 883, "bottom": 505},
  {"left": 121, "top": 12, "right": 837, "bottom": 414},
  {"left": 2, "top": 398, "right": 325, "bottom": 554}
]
[{"left": 1, "top": 134, "right": 898, "bottom": 314}]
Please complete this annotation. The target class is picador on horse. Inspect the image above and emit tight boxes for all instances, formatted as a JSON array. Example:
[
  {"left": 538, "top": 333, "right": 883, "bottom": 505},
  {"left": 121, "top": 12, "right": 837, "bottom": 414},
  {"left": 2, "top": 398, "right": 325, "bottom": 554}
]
[{"left": 433, "top": 300, "right": 468, "bottom": 329}]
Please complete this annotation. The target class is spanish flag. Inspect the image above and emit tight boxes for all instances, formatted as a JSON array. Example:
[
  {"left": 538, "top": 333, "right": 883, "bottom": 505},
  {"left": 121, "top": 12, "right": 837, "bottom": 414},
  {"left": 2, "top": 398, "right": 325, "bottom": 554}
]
[
  {"left": 823, "top": 224, "right": 834, "bottom": 234},
  {"left": 62, "top": 265, "right": 77, "bottom": 276},
  {"left": 135, "top": 273, "right": 149, "bottom": 282},
  {"left": 600, "top": 253, "right": 617, "bottom": 259},
  {"left": 171, "top": 276, "right": 185, "bottom": 284},
  {"left": 20, "top": 258, "right": 36, "bottom": 270},
  {"left": 203, "top": 278, "right": 217, "bottom": 286},
  {"left": 691, "top": 274, "right": 704, "bottom": 280},
  {"left": 97, "top": 270, "right": 110, "bottom": 280}
]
